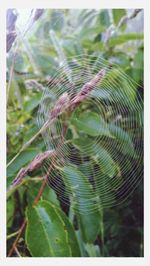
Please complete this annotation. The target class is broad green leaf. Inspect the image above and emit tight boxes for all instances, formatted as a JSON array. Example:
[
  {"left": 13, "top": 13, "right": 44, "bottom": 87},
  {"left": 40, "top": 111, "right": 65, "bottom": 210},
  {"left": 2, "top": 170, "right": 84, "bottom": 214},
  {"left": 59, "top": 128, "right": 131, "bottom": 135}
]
[
  {"left": 71, "top": 112, "right": 111, "bottom": 137},
  {"left": 25, "top": 200, "right": 80, "bottom": 257},
  {"left": 61, "top": 165, "right": 102, "bottom": 243}
]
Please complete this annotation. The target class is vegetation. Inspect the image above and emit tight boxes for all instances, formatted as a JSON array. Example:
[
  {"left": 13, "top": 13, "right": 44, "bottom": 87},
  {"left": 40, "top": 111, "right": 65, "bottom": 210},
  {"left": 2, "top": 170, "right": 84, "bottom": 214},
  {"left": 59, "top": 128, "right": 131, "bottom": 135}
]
[{"left": 7, "top": 9, "right": 143, "bottom": 257}]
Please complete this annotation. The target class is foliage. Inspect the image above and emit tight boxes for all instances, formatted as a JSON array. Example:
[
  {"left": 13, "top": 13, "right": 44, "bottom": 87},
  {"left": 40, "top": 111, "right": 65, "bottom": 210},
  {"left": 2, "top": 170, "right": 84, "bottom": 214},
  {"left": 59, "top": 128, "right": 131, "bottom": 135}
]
[{"left": 7, "top": 9, "right": 143, "bottom": 257}]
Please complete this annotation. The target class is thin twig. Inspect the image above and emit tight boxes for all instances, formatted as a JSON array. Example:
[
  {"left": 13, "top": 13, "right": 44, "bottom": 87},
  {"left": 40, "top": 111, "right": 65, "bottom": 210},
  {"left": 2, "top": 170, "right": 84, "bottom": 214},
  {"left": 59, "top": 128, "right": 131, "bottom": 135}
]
[
  {"left": 14, "top": 247, "right": 21, "bottom": 257},
  {"left": 33, "top": 176, "right": 48, "bottom": 205},
  {"left": 7, "top": 230, "right": 20, "bottom": 240},
  {"left": 7, "top": 219, "right": 27, "bottom": 257}
]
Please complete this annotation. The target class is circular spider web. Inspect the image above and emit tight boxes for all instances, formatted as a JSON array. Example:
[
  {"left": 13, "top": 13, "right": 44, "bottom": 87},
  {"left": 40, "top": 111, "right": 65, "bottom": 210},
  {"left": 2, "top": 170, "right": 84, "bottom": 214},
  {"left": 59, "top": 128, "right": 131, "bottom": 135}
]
[{"left": 37, "top": 54, "right": 143, "bottom": 214}]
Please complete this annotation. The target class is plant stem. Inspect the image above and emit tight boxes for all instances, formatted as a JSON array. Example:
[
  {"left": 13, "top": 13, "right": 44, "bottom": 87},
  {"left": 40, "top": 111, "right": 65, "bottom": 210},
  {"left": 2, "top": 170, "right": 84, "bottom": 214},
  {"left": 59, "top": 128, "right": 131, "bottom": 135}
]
[
  {"left": 7, "top": 219, "right": 27, "bottom": 257},
  {"left": 7, "top": 230, "right": 20, "bottom": 240},
  {"left": 14, "top": 247, "right": 22, "bottom": 257},
  {"left": 33, "top": 176, "right": 48, "bottom": 205}
]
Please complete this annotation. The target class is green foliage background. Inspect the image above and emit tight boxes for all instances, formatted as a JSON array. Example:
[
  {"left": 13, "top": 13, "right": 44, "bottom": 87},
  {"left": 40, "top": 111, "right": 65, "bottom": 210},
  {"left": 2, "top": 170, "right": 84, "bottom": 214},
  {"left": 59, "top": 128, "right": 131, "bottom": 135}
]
[{"left": 7, "top": 9, "right": 143, "bottom": 257}]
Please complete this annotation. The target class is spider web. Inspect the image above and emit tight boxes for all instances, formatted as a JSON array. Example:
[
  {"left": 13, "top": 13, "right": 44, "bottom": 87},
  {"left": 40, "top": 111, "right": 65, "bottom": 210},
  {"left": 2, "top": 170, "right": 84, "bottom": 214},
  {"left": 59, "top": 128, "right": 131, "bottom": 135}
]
[{"left": 37, "top": 54, "right": 143, "bottom": 214}]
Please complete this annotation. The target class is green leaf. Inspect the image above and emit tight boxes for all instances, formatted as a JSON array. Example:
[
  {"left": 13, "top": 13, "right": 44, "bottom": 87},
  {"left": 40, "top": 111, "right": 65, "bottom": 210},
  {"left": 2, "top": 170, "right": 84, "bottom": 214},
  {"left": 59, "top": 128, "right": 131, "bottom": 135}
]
[
  {"left": 25, "top": 200, "right": 80, "bottom": 257},
  {"left": 50, "top": 10, "right": 64, "bottom": 32},
  {"left": 112, "top": 9, "right": 126, "bottom": 26},
  {"left": 79, "top": 26, "right": 105, "bottom": 41},
  {"left": 109, "top": 123, "right": 135, "bottom": 157},
  {"left": 77, "top": 9, "right": 98, "bottom": 29},
  {"left": 71, "top": 112, "right": 111, "bottom": 137},
  {"left": 75, "top": 230, "right": 87, "bottom": 257},
  {"left": 27, "top": 183, "right": 60, "bottom": 207},
  {"left": 94, "top": 172, "right": 116, "bottom": 206},
  {"left": 7, "top": 148, "right": 41, "bottom": 185},
  {"left": 99, "top": 10, "right": 110, "bottom": 27},
  {"left": 56, "top": 206, "right": 81, "bottom": 257},
  {"left": 132, "top": 48, "right": 144, "bottom": 83},
  {"left": 109, "top": 33, "right": 143, "bottom": 47},
  {"left": 85, "top": 243, "right": 101, "bottom": 257},
  {"left": 13, "top": 53, "right": 28, "bottom": 72},
  {"left": 91, "top": 89, "right": 110, "bottom": 99},
  {"left": 61, "top": 165, "right": 102, "bottom": 243},
  {"left": 95, "top": 146, "right": 116, "bottom": 178},
  {"left": 7, "top": 196, "right": 15, "bottom": 228},
  {"left": 73, "top": 137, "right": 116, "bottom": 178},
  {"left": 24, "top": 93, "right": 42, "bottom": 112}
]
